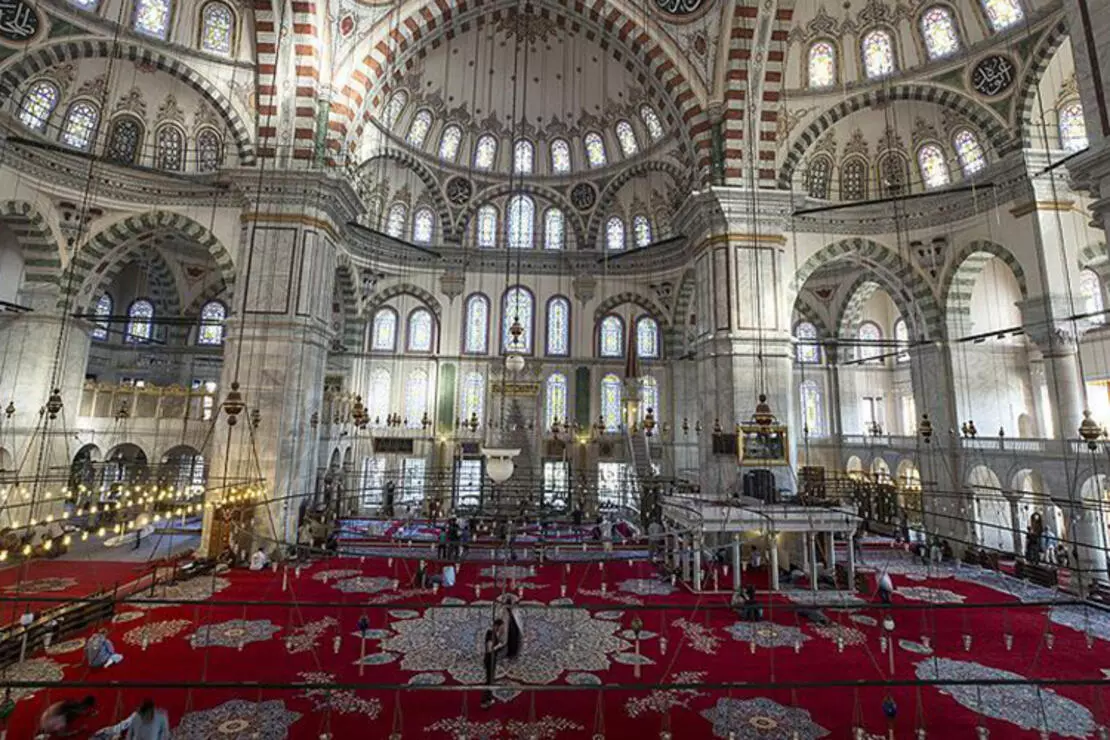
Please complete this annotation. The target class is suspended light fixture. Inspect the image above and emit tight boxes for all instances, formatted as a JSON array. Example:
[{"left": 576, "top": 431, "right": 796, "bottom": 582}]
[{"left": 482, "top": 447, "right": 520, "bottom": 484}]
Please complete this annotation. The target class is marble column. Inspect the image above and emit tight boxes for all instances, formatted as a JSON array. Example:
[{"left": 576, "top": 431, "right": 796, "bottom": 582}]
[
  {"left": 692, "top": 538, "right": 703, "bottom": 591},
  {"left": 731, "top": 536, "right": 742, "bottom": 592},
  {"left": 769, "top": 536, "right": 780, "bottom": 591},
  {"left": 847, "top": 532, "right": 857, "bottom": 591},
  {"left": 808, "top": 532, "right": 818, "bottom": 593}
]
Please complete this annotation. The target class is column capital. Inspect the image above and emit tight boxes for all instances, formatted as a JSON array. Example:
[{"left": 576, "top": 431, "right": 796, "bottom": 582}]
[
  {"left": 228, "top": 169, "right": 363, "bottom": 231},
  {"left": 1018, "top": 294, "right": 1090, "bottom": 354},
  {"left": 672, "top": 187, "right": 801, "bottom": 246}
]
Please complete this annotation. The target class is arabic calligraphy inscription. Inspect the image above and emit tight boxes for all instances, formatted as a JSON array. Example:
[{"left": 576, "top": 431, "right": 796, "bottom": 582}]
[
  {"left": 971, "top": 55, "right": 1015, "bottom": 98},
  {"left": 0, "top": 0, "right": 38, "bottom": 42}
]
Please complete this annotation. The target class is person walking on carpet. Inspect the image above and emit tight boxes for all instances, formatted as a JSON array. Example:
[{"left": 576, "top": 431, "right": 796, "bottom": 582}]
[{"left": 481, "top": 618, "right": 505, "bottom": 710}]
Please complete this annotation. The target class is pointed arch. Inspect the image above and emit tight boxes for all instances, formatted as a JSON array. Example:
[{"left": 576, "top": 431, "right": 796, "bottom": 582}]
[
  {"left": 592, "top": 291, "right": 670, "bottom": 328},
  {"left": 1013, "top": 19, "right": 1070, "bottom": 148},
  {"left": 358, "top": 148, "right": 454, "bottom": 242},
  {"left": 939, "top": 240, "right": 1030, "bottom": 337},
  {"left": 364, "top": 282, "right": 442, "bottom": 319},
  {"left": 0, "top": 200, "right": 64, "bottom": 292}
]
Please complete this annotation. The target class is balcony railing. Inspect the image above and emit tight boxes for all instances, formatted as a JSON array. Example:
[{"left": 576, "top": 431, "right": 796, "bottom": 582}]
[{"left": 78, "top": 382, "right": 217, "bottom": 421}]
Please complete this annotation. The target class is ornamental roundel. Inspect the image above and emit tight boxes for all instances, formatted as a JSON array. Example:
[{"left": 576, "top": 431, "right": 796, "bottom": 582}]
[
  {"left": 445, "top": 176, "right": 473, "bottom": 206},
  {"left": 654, "top": 0, "right": 712, "bottom": 21},
  {"left": 570, "top": 182, "right": 596, "bottom": 211},
  {"left": 969, "top": 55, "right": 1016, "bottom": 99},
  {"left": 0, "top": 0, "right": 40, "bottom": 44}
]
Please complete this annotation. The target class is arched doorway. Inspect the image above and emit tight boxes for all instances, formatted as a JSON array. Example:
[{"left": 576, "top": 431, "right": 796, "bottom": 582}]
[
  {"left": 896, "top": 459, "right": 922, "bottom": 526},
  {"left": 160, "top": 446, "right": 206, "bottom": 495},
  {"left": 846, "top": 456, "right": 864, "bottom": 480},
  {"left": 102, "top": 443, "right": 149, "bottom": 487},
  {"left": 968, "top": 465, "right": 1010, "bottom": 552}
]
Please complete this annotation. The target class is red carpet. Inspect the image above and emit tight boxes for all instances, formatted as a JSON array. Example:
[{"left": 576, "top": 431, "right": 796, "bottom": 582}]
[{"left": 0, "top": 559, "right": 150, "bottom": 627}]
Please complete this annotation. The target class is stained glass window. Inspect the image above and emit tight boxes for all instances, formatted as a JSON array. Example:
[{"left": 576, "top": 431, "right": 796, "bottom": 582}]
[
  {"left": 806, "top": 156, "right": 832, "bottom": 199},
  {"left": 545, "top": 373, "right": 568, "bottom": 427},
  {"left": 474, "top": 135, "right": 497, "bottom": 170},
  {"left": 841, "top": 157, "right": 868, "bottom": 200},
  {"left": 368, "top": 368, "right": 391, "bottom": 424},
  {"left": 808, "top": 41, "right": 836, "bottom": 88},
  {"left": 507, "top": 194, "right": 535, "bottom": 249},
  {"left": 155, "top": 126, "right": 185, "bottom": 171},
  {"left": 460, "top": 372, "right": 485, "bottom": 426},
  {"left": 544, "top": 208, "right": 565, "bottom": 250},
  {"left": 197, "top": 301, "right": 226, "bottom": 345},
  {"left": 502, "top": 287, "right": 534, "bottom": 353},
  {"left": 894, "top": 317, "right": 910, "bottom": 362},
  {"left": 407, "top": 308, "right": 433, "bottom": 352},
  {"left": 639, "top": 376, "right": 659, "bottom": 423},
  {"left": 476, "top": 205, "right": 497, "bottom": 248},
  {"left": 605, "top": 217, "right": 625, "bottom": 251},
  {"left": 133, "top": 0, "right": 171, "bottom": 39},
  {"left": 981, "top": 0, "right": 1023, "bottom": 31},
  {"left": 920, "top": 6, "right": 960, "bottom": 59},
  {"left": 60, "top": 102, "right": 99, "bottom": 150},
  {"left": 794, "top": 321, "right": 820, "bottom": 364},
  {"left": 953, "top": 129, "right": 985, "bottom": 176},
  {"left": 385, "top": 202, "right": 407, "bottom": 238},
  {"left": 439, "top": 124, "right": 462, "bottom": 161},
  {"left": 463, "top": 294, "right": 489, "bottom": 354},
  {"left": 1059, "top": 101, "right": 1089, "bottom": 153},
  {"left": 633, "top": 215, "right": 652, "bottom": 248},
  {"left": 640, "top": 105, "right": 664, "bottom": 142},
  {"left": 92, "top": 293, "right": 112, "bottom": 341},
  {"left": 407, "top": 110, "right": 433, "bottom": 148},
  {"left": 861, "top": 30, "right": 896, "bottom": 80},
  {"left": 513, "top": 140, "right": 534, "bottom": 174},
  {"left": 197, "top": 128, "right": 222, "bottom": 171},
  {"left": 550, "top": 138, "right": 571, "bottom": 173},
  {"left": 615, "top": 121, "right": 639, "bottom": 157},
  {"left": 917, "top": 143, "right": 949, "bottom": 189},
  {"left": 879, "top": 153, "right": 909, "bottom": 196},
  {"left": 382, "top": 91, "right": 407, "bottom": 128},
  {"left": 601, "top": 374, "right": 622, "bottom": 432},
  {"left": 800, "top": 379, "right": 825, "bottom": 436},
  {"left": 636, "top": 317, "right": 659, "bottom": 358},
  {"left": 1081, "top": 269, "right": 1105, "bottom": 324},
  {"left": 126, "top": 299, "right": 154, "bottom": 343},
  {"left": 599, "top": 315, "right": 623, "bottom": 358},
  {"left": 857, "top": 321, "right": 882, "bottom": 363},
  {"left": 412, "top": 208, "right": 434, "bottom": 244},
  {"left": 18, "top": 81, "right": 59, "bottom": 132},
  {"left": 403, "top": 369, "right": 428, "bottom": 428},
  {"left": 106, "top": 117, "right": 143, "bottom": 164},
  {"left": 70, "top": 0, "right": 99, "bottom": 9},
  {"left": 370, "top": 308, "right": 397, "bottom": 351},
  {"left": 201, "top": 2, "right": 234, "bottom": 54},
  {"left": 584, "top": 132, "right": 607, "bottom": 168},
  {"left": 546, "top": 296, "right": 570, "bottom": 356}
]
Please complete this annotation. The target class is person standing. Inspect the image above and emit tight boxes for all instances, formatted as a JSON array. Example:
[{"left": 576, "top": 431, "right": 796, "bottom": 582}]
[
  {"left": 91, "top": 698, "right": 169, "bottom": 740},
  {"left": 481, "top": 618, "right": 504, "bottom": 710},
  {"left": 876, "top": 569, "right": 894, "bottom": 605}
]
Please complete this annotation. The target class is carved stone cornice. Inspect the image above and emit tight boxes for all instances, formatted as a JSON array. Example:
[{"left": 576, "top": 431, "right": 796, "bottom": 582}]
[{"left": 224, "top": 169, "right": 363, "bottom": 230}]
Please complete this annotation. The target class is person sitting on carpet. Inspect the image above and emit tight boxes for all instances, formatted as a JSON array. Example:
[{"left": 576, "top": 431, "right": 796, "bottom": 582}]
[
  {"left": 37, "top": 695, "right": 96, "bottom": 738},
  {"left": 85, "top": 629, "right": 123, "bottom": 669},
  {"left": 249, "top": 548, "right": 270, "bottom": 571},
  {"left": 734, "top": 585, "right": 762, "bottom": 622},
  {"left": 91, "top": 698, "right": 169, "bottom": 740}
]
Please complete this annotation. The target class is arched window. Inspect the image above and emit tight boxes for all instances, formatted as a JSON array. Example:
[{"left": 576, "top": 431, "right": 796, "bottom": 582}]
[
  {"left": 412, "top": 208, "right": 434, "bottom": 244},
  {"left": 92, "top": 293, "right": 113, "bottom": 341},
  {"left": 601, "top": 374, "right": 622, "bottom": 432},
  {"left": 200, "top": 2, "right": 234, "bottom": 54},
  {"left": 370, "top": 308, "right": 397, "bottom": 351},
  {"left": 460, "top": 372, "right": 485, "bottom": 427},
  {"left": 70, "top": 0, "right": 99, "bottom": 9},
  {"left": 476, "top": 205, "right": 497, "bottom": 248},
  {"left": 385, "top": 202, "right": 407, "bottom": 238},
  {"left": 606, "top": 217, "right": 625, "bottom": 252},
  {"left": 584, "top": 132, "right": 607, "bottom": 168},
  {"left": 155, "top": 126, "right": 185, "bottom": 171},
  {"left": 544, "top": 208, "right": 565, "bottom": 251},
  {"left": 105, "top": 117, "right": 143, "bottom": 165},
  {"left": 407, "top": 308, "right": 434, "bottom": 352},
  {"left": 639, "top": 376, "right": 659, "bottom": 423},
  {"left": 1080, "top": 269, "right": 1105, "bottom": 324},
  {"left": 545, "top": 373, "right": 568, "bottom": 427},
  {"left": 841, "top": 157, "right": 868, "bottom": 200},
  {"left": 463, "top": 294, "right": 490, "bottom": 354},
  {"left": 806, "top": 155, "right": 832, "bottom": 199},
  {"left": 861, "top": 29, "right": 896, "bottom": 80},
  {"left": 507, "top": 194, "right": 535, "bottom": 249},
  {"left": 953, "top": 129, "right": 985, "bottom": 176},
  {"left": 857, "top": 321, "right": 883, "bottom": 363},
  {"left": 800, "top": 379, "right": 825, "bottom": 436},
  {"left": 513, "top": 140, "right": 534, "bottom": 174},
  {"left": 808, "top": 41, "right": 836, "bottom": 88},
  {"left": 794, "top": 321, "right": 820, "bottom": 363},
  {"left": 615, "top": 121, "right": 639, "bottom": 157},
  {"left": 60, "top": 102, "right": 99, "bottom": 151},
  {"left": 474, "top": 135, "right": 498, "bottom": 170},
  {"left": 439, "top": 124, "right": 462, "bottom": 161},
  {"left": 920, "top": 6, "right": 960, "bottom": 59},
  {"left": 878, "top": 152, "right": 909, "bottom": 196},
  {"left": 632, "top": 215, "right": 652, "bottom": 248},
  {"left": 197, "top": 300, "right": 226, "bottom": 345},
  {"left": 636, "top": 317, "right": 660, "bottom": 359},
  {"left": 599, "top": 315, "right": 623, "bottom": 358},
  {"left": 550, "top": 138, "right": 571, "bottom": 174},
  {"left": 406, "top": 110, "right": 433, "bottom": 148},
  {"left": 18, "top": 81, "right": 59, "bottom": 132},
  {"left": 196, "top": 128, "right": 222, "bottom": 172},
  {"left": 368, "top": 368, "right": 391, "bottom": 425},
  {"left": 640, "top": 105, "right": 664, "bottom": 142},
  {"left": 404, "top": 368, "right": 428, "bottom": 428},
  {"left": 981, "top": 0, "right": 1023, "bottom": 31},
  {"left": 1059, "top": 101, "right": 1089, "bottom": 153},
  {"left": 382, "top": 91, "right": 407, "bottom": 128},
  {"left": 894, "top": 317, "right": 910, "bottom": 362},
  {"left": 917, "top": 143, "right": 950, "bottom": 189},
  {"left": 133, "top": 0, "right": 172, "bottom": 38},
  {"left": 126, "top": 299, "right": 154, "bottom": 343},
  {"left": 502, "top": 287, "right": 534, "bottom": 354},
  {"left": 546, "top": 296, "right": 570, "bottom": 356}
]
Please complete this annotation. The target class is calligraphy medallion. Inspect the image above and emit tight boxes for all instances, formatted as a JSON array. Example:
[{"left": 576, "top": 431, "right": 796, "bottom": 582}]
[
  {"left": 0, "top": 0, "right": 39, "bottom": 44},
  {"left": 970, "top": 55, "right": 1016, "bottom": 98}
]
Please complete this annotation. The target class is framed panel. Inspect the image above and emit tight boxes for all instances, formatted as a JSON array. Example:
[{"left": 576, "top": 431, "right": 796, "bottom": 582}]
[
  {"left": 713, "top": 247, "right": 730, "bottom": 331},
  {"left": 245, "top": 227, "right": 296, "bottom": 314}
]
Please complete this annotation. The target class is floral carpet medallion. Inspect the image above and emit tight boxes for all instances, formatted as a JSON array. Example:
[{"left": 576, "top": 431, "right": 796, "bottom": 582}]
[
  {"left": 848, "top": 613, "right": 878, "bottom": 627},
  {"left": 124, "top": 619, "right": 192, "bottom": 647},
  {"left": 424, "top": 715, "right": 583, "bottom": 739},
  {"left": 915, "top": 658, "right": 1096, "bottom": 737},
  {"left": 331, "top": 575, "right": 398, "bottom": 594},
  {"left": 897, "top": 586, "right": 966, "bottom": 604},
  {"left": 408, "top": 672, "right": 445, "bottom": 685},
  {"left": 671, "top": 617, "right": 721, "bottom": 654},
  {"left": 898, "top": 639, "right": 933, "bottom": 655},
  {"left": 132, "top": 577, "right": 231, "bottom": 609},
  {"left": 365, "top": 587, "right": 433, "bottom": 605},
  {"left": 189, "top": 619, "right": 281, "bottom": 649},
  {"left": 505, "top": 716, "right": 584, "bottom": 739},
  {"left": 425, "top": 716, "right": 503, "bottom": 739},
  {"left": 781, "top": 589, "right": 865, "bottom": 606},
  {"left": 297, "top": 671, "right": 381, "bottom": 718},
  {"left": 617, "top": 578, "right": 676, "bottom": 596},
  {"left": 625, "top": 671, "right": 706, "bottom": 717},
  {"left": 701, "top": 697, "right": 830, "bottom": 739},
  {"left": 175, "top": 698, "right": 301, "bottom": 739},
  {"left": 285, "top": 616, "right": 338, "bottom": 654},
  {"left": 576, "top": 588, "right": 643, "bottom": 606},
  {"left": 379, "top": 605, "right": 630, "bottom": 684},
  {"left": 810, "top": 623, "right": 867, "bottom": 646},
  {"left": 479, "top": 565, "right": 534, "bottom": 581},
  {"left": 726, "top": 622, "right": 809, "bottom": 649},
  {"left": 566, "top": 671, "right": 602, "bottom": 685},
  {"left": 3, "top": 657, "right": 64, "bottom": 702},
  {"left": 4, "top": 577, "right": 78, "bottom": 594},
  {"left": 112, "top": 611, "right": 144, "bottom": 624},
  {"left": 311, "top": 569, "right": 362, "bottom": 582},
  {"left": 44, "top": 637, "right": 86, "bottom": 655}
]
